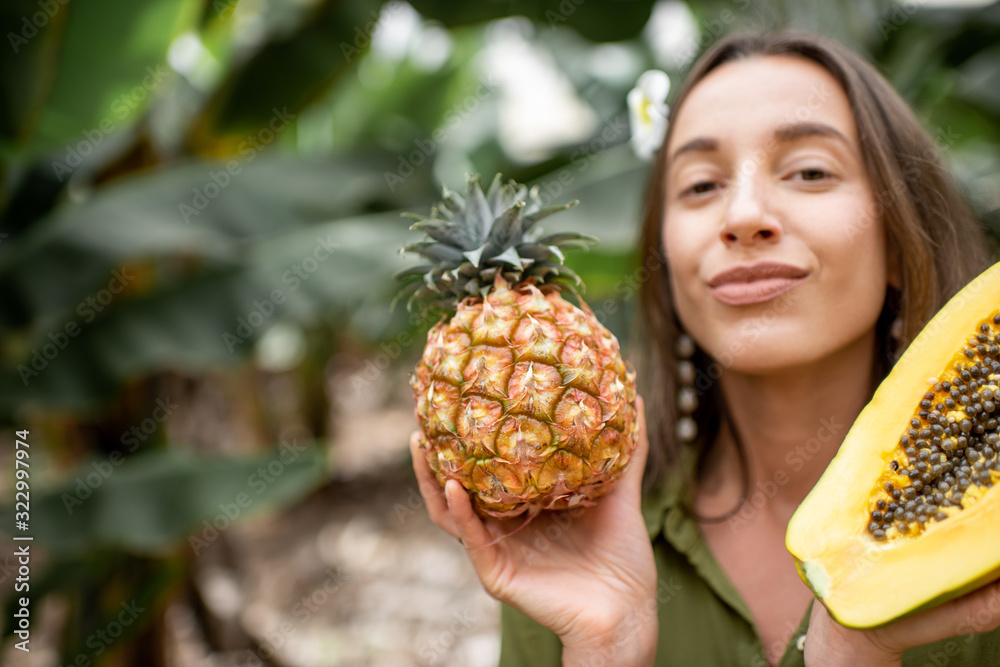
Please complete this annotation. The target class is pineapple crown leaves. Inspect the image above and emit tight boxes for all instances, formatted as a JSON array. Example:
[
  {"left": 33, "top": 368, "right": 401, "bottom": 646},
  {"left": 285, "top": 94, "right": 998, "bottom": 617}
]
[{"left": 394, "top": 173, "right": 595, "bottom": 312}]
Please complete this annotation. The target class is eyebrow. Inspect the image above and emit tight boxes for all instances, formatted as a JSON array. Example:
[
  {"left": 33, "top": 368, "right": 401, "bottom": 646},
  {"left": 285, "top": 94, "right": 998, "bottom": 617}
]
[
  {"left": 669, "top": 122, "right": 851, "bottom": 163},
  {"left": 670, "top": 137, "right": 718, "bottom": 163},
  {"left": 773, "top": 121, "right": 851, "bottom": 146}
]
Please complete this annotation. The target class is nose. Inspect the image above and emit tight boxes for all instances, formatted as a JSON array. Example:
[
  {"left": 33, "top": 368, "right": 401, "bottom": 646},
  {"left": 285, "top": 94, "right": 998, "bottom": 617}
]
[{"left": 720, "top": 167, "right": 782, "bottom": 246}]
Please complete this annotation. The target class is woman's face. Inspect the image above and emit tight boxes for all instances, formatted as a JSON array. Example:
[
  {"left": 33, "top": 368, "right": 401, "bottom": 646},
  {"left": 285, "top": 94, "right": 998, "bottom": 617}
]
[{"left": 663, "top": 55, "right": 888, "bottom": 374}]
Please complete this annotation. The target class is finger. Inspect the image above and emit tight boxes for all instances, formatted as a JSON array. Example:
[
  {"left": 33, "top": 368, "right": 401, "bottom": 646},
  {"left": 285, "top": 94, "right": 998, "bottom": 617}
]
[
  {"left": 445, "top": 479, "right": 498, "bottom": 571},
  {"left": 409, "top": 432, "right": 460, "bottom": 538},
  {"left": 895, "top": 577, "right": 1000, "bottom": 645},
  {"left": 952, "top": 578, "right": 1000, "bottom": 633},
  {"left": 619, "top": 395, "right": 650, "bottom": 503}
]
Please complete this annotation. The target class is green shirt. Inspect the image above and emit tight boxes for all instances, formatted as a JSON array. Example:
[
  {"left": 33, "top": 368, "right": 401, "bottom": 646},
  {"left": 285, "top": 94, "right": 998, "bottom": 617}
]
[{"left": 498, "top": 457, "right": 1000, "bottom": 666}]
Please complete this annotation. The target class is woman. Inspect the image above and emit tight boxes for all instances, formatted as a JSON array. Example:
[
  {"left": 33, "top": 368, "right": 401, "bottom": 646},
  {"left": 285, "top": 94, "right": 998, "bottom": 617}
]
[{"left": 410, "top": 30, "right": 1000, "bottom": 665}]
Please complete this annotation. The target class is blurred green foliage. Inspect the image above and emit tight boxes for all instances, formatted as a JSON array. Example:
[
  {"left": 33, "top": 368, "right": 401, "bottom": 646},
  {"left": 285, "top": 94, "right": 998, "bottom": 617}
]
[{"left": 0, "top": 0, "right": 998, "bottom": 662}]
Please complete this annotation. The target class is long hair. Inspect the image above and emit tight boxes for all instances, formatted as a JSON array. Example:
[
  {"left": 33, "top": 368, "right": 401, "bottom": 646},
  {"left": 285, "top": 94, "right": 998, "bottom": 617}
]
[{"left": 637, "top": 29, "right": 993, "bottom": 494}]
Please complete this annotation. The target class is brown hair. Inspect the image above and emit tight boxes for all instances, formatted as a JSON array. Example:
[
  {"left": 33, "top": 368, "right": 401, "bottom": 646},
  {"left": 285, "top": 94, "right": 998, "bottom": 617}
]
[{"left": 636, "top": 29, "right": 993, "bottom": 493}]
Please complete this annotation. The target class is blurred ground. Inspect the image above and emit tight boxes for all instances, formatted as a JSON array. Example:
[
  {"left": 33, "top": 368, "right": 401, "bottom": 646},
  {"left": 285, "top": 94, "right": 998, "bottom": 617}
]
[
  {"left": 165, "top": 362, "right": 502, "bottom": 667},
  {"left": 170, "top": 462, "right": 501, "bottom": 667},
  {"left": 1, "top": 364, "right": 501, "bottom": 667}
]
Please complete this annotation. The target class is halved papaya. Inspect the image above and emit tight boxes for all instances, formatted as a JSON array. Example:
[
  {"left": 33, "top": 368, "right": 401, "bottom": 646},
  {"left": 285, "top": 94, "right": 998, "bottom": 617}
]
[{"left": 786, "top": 260, "right": 1000, "bottom": 629}]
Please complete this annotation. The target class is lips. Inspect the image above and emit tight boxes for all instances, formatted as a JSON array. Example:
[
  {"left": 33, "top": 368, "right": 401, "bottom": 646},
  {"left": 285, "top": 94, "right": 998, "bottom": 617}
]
[{"left": 708, "top": 262, "right": 809, "bottom": 306}]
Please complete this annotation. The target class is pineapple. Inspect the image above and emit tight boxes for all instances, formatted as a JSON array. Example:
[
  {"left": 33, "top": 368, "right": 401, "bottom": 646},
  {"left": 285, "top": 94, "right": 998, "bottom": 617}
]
[{"left": 398, "top": 174, "right": 638, "bottom": 520}]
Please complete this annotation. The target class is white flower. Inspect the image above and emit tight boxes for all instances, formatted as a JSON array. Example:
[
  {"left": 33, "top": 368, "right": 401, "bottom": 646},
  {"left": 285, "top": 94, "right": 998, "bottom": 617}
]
[{"left": 627, "top": 69, "right": 670, "bottom": 161}]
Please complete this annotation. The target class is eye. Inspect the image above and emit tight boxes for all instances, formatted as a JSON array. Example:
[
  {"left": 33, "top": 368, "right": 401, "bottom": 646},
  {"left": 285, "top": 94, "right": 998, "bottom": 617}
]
[
  {"left": 789, "top": 167, "right": 835, "bottom": 183},
  {"left": 682, "top": 181, "right": 719, "bottom": 196},
  {"left": 799, "top": 168, "right": 828, "bottom": 181}
]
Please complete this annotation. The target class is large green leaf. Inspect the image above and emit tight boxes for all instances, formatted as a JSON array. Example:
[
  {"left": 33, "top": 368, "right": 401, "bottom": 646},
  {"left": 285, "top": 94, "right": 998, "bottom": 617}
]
[
  {"left": 188, "top": 0, "right": 384, "bottom": 141},
  {"left": 0, "top": 150, "right": 423, "bottom": 411},
  {"left": 0, "top": 155, "right": 392, "bottom": 329},
  {"left": 0, "top": 444, "right": 328, "bottom": 556},
  {"left": 0, "top": 211, "right": 413, "bottom": 411},
  {"left": 0, "top": 0, "right": 69, "bottom": 150},
  {"left": 408, "top": 0, "right": 657, "bottom": 43},
  {"left": 2, "top": 0, "right": 200, "bottom": 160}
]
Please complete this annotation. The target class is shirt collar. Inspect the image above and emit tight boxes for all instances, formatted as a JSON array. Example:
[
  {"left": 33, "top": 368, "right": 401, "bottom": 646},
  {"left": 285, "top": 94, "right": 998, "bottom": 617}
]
[
  {"left": 642, "top": 445, "right": 758, "bottom": 626},
  {"left": 641, "top": 446, "right": 816, "bottom": 663},
  {"left": 642, "top": 445, "right": 697, "bottom": 539}
]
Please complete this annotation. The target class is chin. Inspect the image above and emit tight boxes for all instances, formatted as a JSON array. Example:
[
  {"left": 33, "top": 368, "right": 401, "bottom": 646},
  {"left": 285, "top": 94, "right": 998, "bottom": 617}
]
[
  {"left": 679, "top": 294, "right": 881, "bottom": 376},
  {"left": 711, "top": 347, "right": 810, "bottom": 377},
  {"left": 705, "top": 327, "right": 877, "bottom": 379},
  {"left": 724, "top": 349, "right": 826, "bottom": 376}
]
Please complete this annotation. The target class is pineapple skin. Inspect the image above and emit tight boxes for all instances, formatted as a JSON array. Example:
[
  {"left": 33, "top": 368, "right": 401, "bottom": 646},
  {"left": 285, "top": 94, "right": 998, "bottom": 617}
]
[{"left": 411, "top": 277, "right": 638, "bottom": 519}]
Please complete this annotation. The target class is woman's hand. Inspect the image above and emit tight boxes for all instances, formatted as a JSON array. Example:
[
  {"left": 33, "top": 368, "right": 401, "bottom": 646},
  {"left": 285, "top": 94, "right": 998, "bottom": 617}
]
[
  {"left": 804, "top": 578, "right": 1000, "bottom": 666},
  {"left": 410, "top": 396, "right": 658, "bottom": 667}
]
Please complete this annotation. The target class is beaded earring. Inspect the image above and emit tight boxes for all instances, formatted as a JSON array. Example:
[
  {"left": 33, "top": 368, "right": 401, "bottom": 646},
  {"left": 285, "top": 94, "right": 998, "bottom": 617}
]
[
  {"left": 675, "top": 333, "right": 698, "bottom": 443},
  {"left": 674, "top": 331, "right": 753, "bottom": 523}
]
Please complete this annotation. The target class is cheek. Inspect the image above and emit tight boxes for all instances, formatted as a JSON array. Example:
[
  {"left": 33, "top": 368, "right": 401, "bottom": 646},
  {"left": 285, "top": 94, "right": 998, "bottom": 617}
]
[
  {"left": 662, "top": 212, "right": 706, "bottom": 276},
  {"left": 813, "top": 221, "right": 889, "bottom": 327},
  {"left": 662, "top": 220, "right": 706, "bottom": 337},
  {"left": 841, "top": 203, "right": 883, "bottom": 251},
  {"left": 662, "top": 221, "right": 696, "bottom": 299},
  {"left": 826, "top": 193, "right": 887, "bottom": 283}
]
